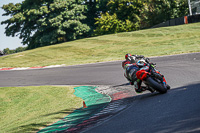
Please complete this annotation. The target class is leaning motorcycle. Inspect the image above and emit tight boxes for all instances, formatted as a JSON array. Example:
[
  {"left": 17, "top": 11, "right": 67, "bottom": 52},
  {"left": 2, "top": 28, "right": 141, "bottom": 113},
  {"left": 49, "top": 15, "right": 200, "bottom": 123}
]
[{"left": 135, "top": 57, "right": 170, "bottom": 94}]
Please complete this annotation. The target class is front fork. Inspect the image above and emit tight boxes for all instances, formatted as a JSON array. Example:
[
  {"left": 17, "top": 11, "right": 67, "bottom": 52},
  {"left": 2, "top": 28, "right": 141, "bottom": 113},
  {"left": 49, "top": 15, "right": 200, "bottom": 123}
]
[{"left": 150, "top": 65, "right": 167, "bottom": 85}]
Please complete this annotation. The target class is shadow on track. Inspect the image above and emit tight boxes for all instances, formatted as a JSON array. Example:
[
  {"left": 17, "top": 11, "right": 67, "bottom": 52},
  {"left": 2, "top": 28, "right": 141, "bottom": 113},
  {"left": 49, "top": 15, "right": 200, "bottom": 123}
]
[{"left": 83, "top": 82, "right": 200, "bottom": 133}]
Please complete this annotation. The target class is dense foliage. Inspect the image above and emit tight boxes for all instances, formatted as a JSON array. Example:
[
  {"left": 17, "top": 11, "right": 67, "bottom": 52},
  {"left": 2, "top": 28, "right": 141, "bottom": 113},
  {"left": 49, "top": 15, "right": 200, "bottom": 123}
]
[
  {"left": 94, "top": 13, "right": 137, "bottom": 35},
  {"left": 3, "top": 47, "right": 27, "bottom": 55},
  {"left": 1, "top": 0, "right": 90, "bottom": 49},
  {"left": 1, "top": 0, "right": 189, "bottom": 49},
  {"left": 94, "top": 0, "right": 189, "bottom": 35},
  {"left": 144, "top": 0, "right": 189, "bottom": 26}
]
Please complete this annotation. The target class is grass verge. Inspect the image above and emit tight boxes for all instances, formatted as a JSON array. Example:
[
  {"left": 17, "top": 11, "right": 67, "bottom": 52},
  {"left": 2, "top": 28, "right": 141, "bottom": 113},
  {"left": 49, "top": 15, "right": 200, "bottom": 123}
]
[
  {"left": 0, "top": 23, "right": 200, "bottom": 68},
  {"left": 0, "top": 86, "right": 83, "bottom": 133}
]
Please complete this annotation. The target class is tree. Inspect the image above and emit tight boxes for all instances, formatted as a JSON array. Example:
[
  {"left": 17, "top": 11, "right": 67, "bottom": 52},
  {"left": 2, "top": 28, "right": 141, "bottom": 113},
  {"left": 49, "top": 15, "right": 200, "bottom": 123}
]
[
  {"left": 144, "top": 0, "right": 189, "bottom": 27},
  {"left": 94, "top": 0, "right": 144, "bottom": 35},
  {"left": 81, "top": 0, "right": 98, "bottom": 35},
  {"left": 94, "top": 12, "right": 137, "bottom": 35},
  {"left": 3, "top": 48, "right": 12, "bottom": 54},
  {"left": 15, "top": 46, "right": 27, "bottom": 53},
  {"left": 1, "top": 0, "right": 90, "bottom": 49},
  {"left": 2, "top": 46, "right": 27, "bottom": 55},
  {"left": 107, "top": 0, "right": 144, "bottom": 22},
  {"left": 82, "top": 0, "right": 110, "bottom": 34},
  {"left": 107, "top": 0, "right": 144, "bottom": 28}
]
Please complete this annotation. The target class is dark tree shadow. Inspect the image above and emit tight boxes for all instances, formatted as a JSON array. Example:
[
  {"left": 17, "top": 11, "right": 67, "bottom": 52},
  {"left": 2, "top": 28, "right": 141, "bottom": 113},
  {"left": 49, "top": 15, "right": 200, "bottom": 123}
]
[{"left": 11, "top": 108, "right": 75, "bottom": 133}]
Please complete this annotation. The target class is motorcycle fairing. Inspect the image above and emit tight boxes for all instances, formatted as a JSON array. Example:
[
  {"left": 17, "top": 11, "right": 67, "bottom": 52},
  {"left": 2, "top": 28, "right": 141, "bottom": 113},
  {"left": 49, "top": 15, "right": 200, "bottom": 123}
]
[{"left": 136, "top": 70, "right": 149, "bottom": 80}]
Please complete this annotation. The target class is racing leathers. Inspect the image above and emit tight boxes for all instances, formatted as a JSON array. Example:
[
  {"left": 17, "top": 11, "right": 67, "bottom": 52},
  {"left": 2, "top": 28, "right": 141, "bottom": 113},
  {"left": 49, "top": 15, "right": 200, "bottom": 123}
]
[{"left": 122, "top": 61, "right": 149, "bottom": 93}]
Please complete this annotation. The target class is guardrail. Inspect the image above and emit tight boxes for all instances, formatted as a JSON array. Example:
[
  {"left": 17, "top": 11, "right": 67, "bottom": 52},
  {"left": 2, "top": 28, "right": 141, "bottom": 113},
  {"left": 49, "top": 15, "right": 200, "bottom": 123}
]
[{"left": 152, "top": 14, "right": 200, "bottom": 28}]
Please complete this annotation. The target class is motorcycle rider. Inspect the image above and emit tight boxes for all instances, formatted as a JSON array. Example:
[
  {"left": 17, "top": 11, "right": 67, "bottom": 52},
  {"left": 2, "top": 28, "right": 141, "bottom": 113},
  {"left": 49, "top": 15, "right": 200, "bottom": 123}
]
[{"left": 122, "top": 53, "right": 169, "bottom": 93}]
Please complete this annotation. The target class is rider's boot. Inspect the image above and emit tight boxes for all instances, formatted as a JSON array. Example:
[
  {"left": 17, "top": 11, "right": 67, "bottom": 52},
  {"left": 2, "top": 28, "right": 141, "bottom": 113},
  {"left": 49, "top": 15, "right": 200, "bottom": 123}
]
[
  {"left": 135, "top": 86, "right": 147, "bottom": 93},
  {"left": 147, "top": 87, "right": 155, "bottom": 93}
]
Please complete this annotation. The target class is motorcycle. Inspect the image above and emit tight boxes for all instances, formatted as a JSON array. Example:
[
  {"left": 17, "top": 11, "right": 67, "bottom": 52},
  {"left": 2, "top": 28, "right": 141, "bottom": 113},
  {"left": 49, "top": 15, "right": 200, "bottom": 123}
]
[{"left": 134, "top": 56, "right": 170, "bottom": 94}]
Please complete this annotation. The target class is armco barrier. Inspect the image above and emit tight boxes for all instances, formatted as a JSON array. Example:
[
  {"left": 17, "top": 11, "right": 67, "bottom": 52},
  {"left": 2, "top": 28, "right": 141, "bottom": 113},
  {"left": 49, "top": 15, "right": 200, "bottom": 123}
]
[
  {"left": 188, "top": 14, "right": 200, "bottom": 23},
  {"left": 152, "top": 14, "right": 200, "bottom": 28},
  {"left": 152, "top": 16, "right": 185, "bottom": 28}
]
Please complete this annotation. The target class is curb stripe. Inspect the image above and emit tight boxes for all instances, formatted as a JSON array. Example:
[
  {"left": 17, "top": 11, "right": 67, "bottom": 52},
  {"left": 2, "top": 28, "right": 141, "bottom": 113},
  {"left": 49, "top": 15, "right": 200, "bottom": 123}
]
[
  {"left": 0, "top": 68, "right": 14, "bottom": 70},
  {"left": 0, "top": 65, "right": 66, "bottom": 71}
]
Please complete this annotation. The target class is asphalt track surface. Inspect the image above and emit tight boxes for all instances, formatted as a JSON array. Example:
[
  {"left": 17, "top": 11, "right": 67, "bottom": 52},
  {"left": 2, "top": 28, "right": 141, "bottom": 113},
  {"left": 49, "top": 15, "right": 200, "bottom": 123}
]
[{"left": 1, "top": 53, "right": 200, "bottom": 133}]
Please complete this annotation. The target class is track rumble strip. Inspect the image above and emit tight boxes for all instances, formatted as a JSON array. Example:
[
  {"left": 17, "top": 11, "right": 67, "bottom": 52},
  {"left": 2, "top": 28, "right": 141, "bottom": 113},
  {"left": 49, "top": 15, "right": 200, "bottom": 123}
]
[
  {"left": 0, "top": 64, "right": 66, "bottom": 71},
  {"left": 68, "top": 85, "right": 143, "bottom": 133}
]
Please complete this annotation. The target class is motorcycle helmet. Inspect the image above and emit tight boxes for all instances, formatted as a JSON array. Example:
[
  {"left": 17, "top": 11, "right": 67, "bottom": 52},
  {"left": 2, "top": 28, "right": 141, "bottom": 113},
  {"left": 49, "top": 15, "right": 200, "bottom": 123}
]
[
  {"left": 137, "top": 59, "right": 146, "bottom": 66},
  {"left": 125, "top": 53, "right": 131, "bottom": 60}
]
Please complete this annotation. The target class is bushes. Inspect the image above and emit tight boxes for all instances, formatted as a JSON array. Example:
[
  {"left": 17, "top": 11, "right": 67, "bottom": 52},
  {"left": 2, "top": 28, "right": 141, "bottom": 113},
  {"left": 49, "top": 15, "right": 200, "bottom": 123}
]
[
  {"left": 3, "top": 47, "right": 27, "bottom": 55},
  {"left": 93, "top": 0, "right": 189, "bottom": 35},
  {"left": 94, "top": 13, "right": 139, "bottom": 36}
]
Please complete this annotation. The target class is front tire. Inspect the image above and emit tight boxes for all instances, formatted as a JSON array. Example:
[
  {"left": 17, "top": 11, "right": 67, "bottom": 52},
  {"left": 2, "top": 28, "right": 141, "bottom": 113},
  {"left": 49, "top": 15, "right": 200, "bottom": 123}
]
[{"left": 145, "top": 77, "right": 167, "bottom": 94}]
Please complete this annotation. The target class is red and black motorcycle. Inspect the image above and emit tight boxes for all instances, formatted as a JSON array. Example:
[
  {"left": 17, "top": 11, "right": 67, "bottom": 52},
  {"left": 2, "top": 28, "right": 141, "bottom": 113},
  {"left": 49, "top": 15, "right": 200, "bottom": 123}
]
[{"left": 135, "top": 57, "right": 170, "bottom": 94}]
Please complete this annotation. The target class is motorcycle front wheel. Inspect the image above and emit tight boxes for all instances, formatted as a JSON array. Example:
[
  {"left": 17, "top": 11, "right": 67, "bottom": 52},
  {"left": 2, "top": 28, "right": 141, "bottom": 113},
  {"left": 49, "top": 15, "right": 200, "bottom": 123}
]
[{"left": 145, "top": 77, "right": 167, "bottom": 94}]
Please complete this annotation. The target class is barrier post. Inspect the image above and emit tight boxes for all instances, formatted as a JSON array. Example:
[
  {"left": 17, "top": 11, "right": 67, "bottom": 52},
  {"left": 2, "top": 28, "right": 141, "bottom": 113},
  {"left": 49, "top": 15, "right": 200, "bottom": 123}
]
[{"left": 184, "top": 16, "right": 188, "bottom": 24}]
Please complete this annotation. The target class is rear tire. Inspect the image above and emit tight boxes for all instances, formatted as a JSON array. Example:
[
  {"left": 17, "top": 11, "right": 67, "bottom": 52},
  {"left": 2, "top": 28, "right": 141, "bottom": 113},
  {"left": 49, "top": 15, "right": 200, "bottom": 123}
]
[{"left": 145, "top": 77, "right": 167, "bottom": 94}]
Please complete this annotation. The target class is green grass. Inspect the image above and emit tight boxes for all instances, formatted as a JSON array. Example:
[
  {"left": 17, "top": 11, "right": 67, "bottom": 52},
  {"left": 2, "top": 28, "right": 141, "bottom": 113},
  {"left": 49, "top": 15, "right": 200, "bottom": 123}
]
[
  {"left": 0, "top": 86, "right": 83, "bottom": 133},
  {"left": 1, "top": 23, "right": 200, "bottom": 68}
]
